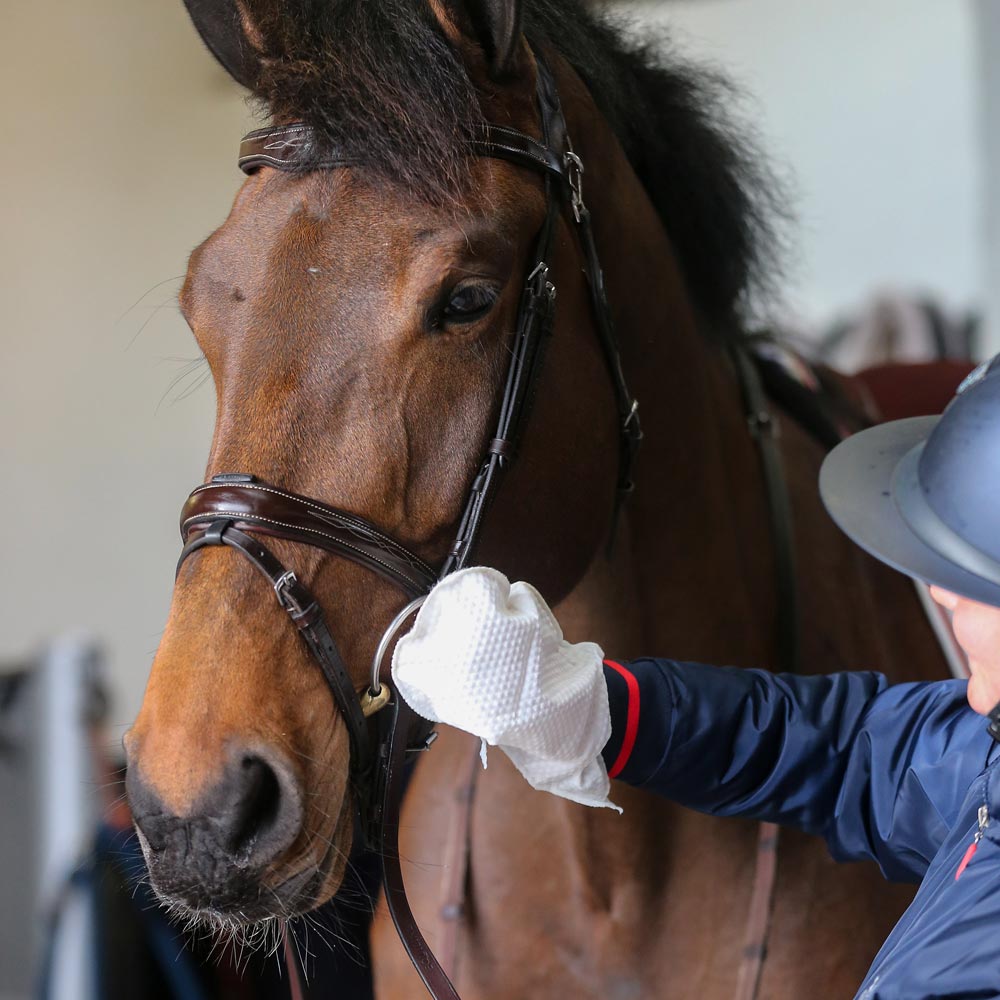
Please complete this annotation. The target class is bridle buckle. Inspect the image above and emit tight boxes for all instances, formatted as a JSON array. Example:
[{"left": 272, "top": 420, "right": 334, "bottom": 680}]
[
  {"left": 273, "top": 570, "right": 299, "bottom": 608},
  {"left": 564, "top": 151, "right": 585, "bottom": 223},
  {"left": 624, "top": 398, "right": 641, "bottom": 433}
]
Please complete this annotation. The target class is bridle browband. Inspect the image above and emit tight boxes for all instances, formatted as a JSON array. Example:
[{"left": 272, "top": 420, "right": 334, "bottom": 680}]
[{"left": 174, "top": 53, "right": 640, "bottom": 1000}]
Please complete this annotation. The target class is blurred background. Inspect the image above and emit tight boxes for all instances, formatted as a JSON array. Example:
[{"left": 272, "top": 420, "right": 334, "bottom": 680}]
[{"left": 0, "top": 0, "right": 995, "bottom": 997}]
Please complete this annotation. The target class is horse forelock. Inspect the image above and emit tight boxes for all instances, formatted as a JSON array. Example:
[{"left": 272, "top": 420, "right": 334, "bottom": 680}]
[{"left": 239, "top": 0, "right": 782, "bottom": 328}]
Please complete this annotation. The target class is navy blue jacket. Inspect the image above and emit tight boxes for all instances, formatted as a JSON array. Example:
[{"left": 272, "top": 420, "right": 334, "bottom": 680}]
[{"left": 600, "top": 659, "right": 1000, "bottom": 1000}]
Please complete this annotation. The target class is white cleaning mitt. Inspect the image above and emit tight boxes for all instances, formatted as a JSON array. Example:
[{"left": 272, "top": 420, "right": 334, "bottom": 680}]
[{"left": 391, "top": 567, "right": 620, "bottom": 812}]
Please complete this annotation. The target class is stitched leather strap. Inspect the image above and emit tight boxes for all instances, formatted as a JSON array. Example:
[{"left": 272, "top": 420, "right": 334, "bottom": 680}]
[
  {"left": 575, "top": 201, "right": 643, "bottom": 500},
  {"left": 729, "top": 346, "right": 798, "bottom": 1000},
  {"left": 239, "top": 122, "right": 566, "bottom": 181},
  {"left": 182, "top": 476, "right": 437, "bottom": 598},
  {"left": 441, "top": 256, "right": 557, "bottom": 575},
  {"left": 239, "top": 123, "right": 355, "bottom": 174}
]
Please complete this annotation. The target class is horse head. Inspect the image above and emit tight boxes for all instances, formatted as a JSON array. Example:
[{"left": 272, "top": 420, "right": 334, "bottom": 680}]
[{"left": 125, "top": 0, "right": 625, "bottom": 930}]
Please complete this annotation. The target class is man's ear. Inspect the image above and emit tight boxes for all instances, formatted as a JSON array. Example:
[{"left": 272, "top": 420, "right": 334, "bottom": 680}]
[
  {"left": 436, "top": 0, "right": 526, "bottom": 79},
  {"left": 182, "top": 0, "right": 262, "bottom": 89}
]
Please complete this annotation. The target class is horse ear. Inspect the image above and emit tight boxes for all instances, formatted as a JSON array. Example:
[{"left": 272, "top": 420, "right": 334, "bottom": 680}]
[
  {"left": 439, "top": 0, "right": 525, "bottom": 78},
  {"left": 182, "top": 0, "right": 262, "bottom": 89}
]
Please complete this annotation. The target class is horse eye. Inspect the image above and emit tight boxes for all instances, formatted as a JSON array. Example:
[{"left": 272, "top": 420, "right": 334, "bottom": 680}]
[{"left": 440, "top": 282, "right": 499, "bottom": 325}]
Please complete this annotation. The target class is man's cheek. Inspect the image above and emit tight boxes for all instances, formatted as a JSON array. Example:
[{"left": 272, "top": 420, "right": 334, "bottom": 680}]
[
  {"left": 953, "top": 612, "right": 989, "bottom": 663},
  {"left": 953, "top": 603, "right": 1000, "bottom": 662},
  {"left": 967, "top": 662, "right": 1000, "bottom": 716},
  {"left": 966, "top": 671, "right": 990, "bottom": 715}
]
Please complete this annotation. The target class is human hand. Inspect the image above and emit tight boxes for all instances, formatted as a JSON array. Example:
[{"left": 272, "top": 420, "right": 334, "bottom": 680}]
[
  {"left": 391, "top": 567, "right": 621, "bottom": 811},
  {"left": 930, "top": 587, "right": 1000, "bottom": 715}
]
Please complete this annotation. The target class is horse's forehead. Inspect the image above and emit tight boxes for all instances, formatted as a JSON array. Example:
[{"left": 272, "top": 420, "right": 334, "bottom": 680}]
[
  {"left": 181, "top": 172, "right": 407, "bottom": 337},
  {"left": 214, "top": 171, "right": 428, "bottom": 273}
]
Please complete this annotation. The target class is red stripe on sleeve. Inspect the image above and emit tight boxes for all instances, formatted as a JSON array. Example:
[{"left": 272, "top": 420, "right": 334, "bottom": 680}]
[{"left": 604, "top": 659, "right": 640, "bottom": 779}]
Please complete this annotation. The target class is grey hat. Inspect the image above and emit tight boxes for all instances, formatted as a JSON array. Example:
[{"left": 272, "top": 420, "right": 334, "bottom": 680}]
[{"left": 820, "top": 355, "right": 1000, "bottom": 607}]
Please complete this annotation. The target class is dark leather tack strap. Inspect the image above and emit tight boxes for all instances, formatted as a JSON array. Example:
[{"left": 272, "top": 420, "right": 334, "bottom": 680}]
[
  {"left": 238, "top": 121, "right": 567, "bottom": 181},
  {"left": 182, "top": 479, "right": 437, "bottom": 597},
  {"left": 468, "top": 123, "right": 566, "bottom": 180},
  {"left": 238, "top": 123, "right": 359, "bottom": 175},
  {"left": 378, "top": 695, "right": 461, "bottom": 1000},
  {"left": 730, "top": 345, "right": 799, "bottom": 677},
  {"left": 487, "top": 437, "right": 514, "bottom": 460},
  {"left": 177, "top": 523, "right": 373, "bottom": 780},
  {"left": 203, "top": 518, "right": 229, "bottom": 546}
]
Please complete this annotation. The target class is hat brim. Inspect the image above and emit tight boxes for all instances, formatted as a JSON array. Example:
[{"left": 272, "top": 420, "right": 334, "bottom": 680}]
[{"left": 820, "top": 416, "right": 1000, "bottom": 607}]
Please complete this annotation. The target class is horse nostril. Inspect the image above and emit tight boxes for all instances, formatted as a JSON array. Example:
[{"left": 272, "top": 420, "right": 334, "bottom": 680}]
[
  {"left": 126, "top": 747, "right": 302, "bottom": 876},
  {"left": 206, "top": 748, "right": 302, "bottom": 869},
  {"left": 226, "top": 755, "right": 283, "bottom": 857}
]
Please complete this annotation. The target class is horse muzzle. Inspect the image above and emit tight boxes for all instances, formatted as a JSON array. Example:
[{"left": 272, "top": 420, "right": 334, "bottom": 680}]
[{"left": 126, "top": 743, "right": 310, "bottom": 918}]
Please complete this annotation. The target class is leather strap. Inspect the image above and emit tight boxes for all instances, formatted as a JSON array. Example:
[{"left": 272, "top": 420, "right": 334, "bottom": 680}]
[
  {"left": 573, "top": 194, "right": 643, "bottom": 516},
  {"left": 733, "top": 822, "right": 780, "bottom": 1000},
  {"left": 182, "top": 476, "right": 437, "bottom": 598},
  {"left": 469, "top": 123, "right": 565, "bottom": 180},
  {"left": 731, "top": 346, "right": 800, "bottom": 678},
  {"left": 729, "top": 345, "right": 799, "bottom": 1000},
  {"left": 437, "top": 735, "right": 482, "bottom": 981},
  {"left": 440, "top": 256, "right": 557, "bottom": 575},
  {"left": 240, "top": 122, "right": 566, "bottom": 182},
  {"left": 177, "top": 519, "right": 376, "bottom": 790},
  {"left": 235, "top": 58, "right": 641, "bottom": 575},
  {"left": 377, "top": 695, "right": 461, "bottom": 1000},
  {"left": 239, "top": 123, "right": 354, "bottom": 174}
]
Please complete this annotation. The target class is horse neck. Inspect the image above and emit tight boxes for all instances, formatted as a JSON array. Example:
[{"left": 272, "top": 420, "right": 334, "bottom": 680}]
[{"left": 556, "top": 80, "right": 777, "bottom": 666}]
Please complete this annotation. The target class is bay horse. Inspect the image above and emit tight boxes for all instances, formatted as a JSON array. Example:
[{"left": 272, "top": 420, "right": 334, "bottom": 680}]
[{"left": 125, "top": 0, "right": 948, "bottom": 996}]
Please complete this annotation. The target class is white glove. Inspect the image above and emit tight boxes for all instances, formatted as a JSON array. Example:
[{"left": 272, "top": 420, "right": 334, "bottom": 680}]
[{"left": 391, "top": 567, "right": 621, "bottom": 812}]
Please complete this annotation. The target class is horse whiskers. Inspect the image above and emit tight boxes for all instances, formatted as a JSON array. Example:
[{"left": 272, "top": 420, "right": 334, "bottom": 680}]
[
  {"left": 302, "top": 905, "right": 366, "bottom": 959},
  {"left": 299, "top": 824, "right": 370, "bottom": 891},
  {"left": 279, "top": 741, "right": 335, "bottom": 768},
  {"left": 157, "top": 894, "right": 290, "bottom": 963}
]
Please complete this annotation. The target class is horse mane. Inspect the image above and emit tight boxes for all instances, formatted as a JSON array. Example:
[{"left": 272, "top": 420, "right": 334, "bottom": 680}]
[{"left": 242, "top": 0, "right": 781, "bottom": 329}]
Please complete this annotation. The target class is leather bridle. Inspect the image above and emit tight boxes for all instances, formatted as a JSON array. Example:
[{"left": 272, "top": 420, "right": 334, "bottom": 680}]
[{"left": 173, "top": 53, "right": 640, "bottom": 1000}]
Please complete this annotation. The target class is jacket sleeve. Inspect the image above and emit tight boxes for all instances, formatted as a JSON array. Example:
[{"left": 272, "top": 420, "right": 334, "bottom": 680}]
[{"left": 600, "top": 658, "right": 993, "bottom": 882}]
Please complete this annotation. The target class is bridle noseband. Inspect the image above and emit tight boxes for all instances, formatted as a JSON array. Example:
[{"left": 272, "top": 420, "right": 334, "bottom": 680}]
[{"left": 174, "top": 53, "right": 639, "bottom": 1000}]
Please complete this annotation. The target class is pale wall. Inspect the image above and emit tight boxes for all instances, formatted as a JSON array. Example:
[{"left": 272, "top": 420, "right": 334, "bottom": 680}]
[
  {"left": 1, "top": 0, "right": 253, "bottom": 734},
  {"left": 625, "top": 0, "right": 982, "bottom": 334}
]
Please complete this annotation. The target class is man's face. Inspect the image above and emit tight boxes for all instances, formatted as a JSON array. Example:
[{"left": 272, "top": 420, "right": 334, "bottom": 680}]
[{"left": 930, "top": 587, "right": 1000, "bottom": 715}]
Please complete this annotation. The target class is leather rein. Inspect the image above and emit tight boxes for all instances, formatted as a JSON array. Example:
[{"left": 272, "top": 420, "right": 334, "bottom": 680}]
[{"left": 174, "top": 54, "right": 639, "bottom": 1000}]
